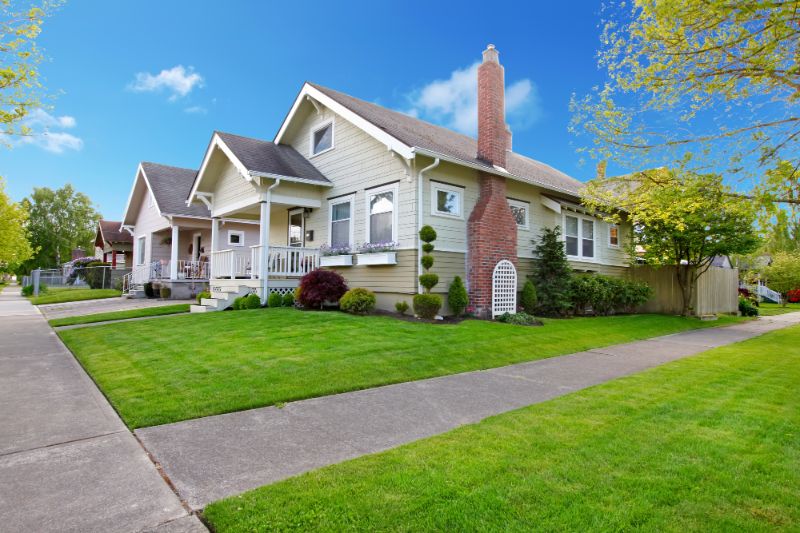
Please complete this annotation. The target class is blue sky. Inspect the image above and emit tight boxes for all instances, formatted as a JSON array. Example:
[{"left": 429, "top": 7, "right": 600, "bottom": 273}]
[{"left": 1, "top": 0, "right": 610, "bottom": 219}]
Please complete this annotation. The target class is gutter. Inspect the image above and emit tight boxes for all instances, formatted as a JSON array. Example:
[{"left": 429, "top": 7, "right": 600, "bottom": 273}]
[{"left": 416, "top": 157, "right": 440, "bottom": 294}]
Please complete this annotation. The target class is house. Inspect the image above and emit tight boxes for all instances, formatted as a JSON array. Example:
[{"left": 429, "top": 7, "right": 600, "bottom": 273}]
[
  {"left": 120, "top": 161, "right": 259, "bottom": 298},
  {"left": 187, "top": 45, "right": 630, "bottom": 316},
  {"left": 94, "top": 219, "right": 132, "bottom": 269}
]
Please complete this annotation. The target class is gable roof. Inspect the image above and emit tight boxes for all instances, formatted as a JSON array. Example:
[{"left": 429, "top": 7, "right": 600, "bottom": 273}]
[
  {"left": 290, "top": 83, "right": 585, "bottom": 196},
  {"left": 141, "top": 162, "right": 210, "bottom": 218},
  {"left": 97, "top": 220, "right": 131, "bottom": 245}
]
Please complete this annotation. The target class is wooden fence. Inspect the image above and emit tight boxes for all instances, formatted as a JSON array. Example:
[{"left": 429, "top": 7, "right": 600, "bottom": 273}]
[{"left": 630, "top": 266, "right": 739, "bottom": 315}]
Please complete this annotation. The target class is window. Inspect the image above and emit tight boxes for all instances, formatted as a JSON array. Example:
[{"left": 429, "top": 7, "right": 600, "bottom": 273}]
[
  {"left": 227, "top": 230, "right": 245, "bottom": 247},
  {"left": 311, "top": 121, "right": 334, "bottom": 156},
  {"left": 328, "top": 195, "right": 354, "bottom": 248},
  {"left": 564, "top": 214, "right": 595, "bottom": 259},
  {"left": 608, "top": 224, "right": 619, "bottom": 247},
  {"left": 431, "top": 182, "right": 463, "bottom": 218},
  {"left": 507, "top": 198, "right": 529, "bottom": 229},
  {"left": 366, "top": 183, "right": 398, "bottom": 244},
  {"left": 136, "top": 236, "right": 146, "bottom": 265}
]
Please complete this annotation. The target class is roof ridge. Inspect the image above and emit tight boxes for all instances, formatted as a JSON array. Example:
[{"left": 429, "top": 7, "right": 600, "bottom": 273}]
[{"left": 141, "top": 161, "right": 198, "bottom": 173}]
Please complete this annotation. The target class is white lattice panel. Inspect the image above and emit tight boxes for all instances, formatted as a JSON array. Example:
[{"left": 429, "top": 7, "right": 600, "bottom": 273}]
[{"left": 492, "top": 260, "right": 517, "bottom": 318}]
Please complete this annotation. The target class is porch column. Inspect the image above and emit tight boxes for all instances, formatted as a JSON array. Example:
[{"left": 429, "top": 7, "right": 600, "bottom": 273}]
[
  {"left": 259, "top": 199, "right": 271, "bottom": 303},
  {"left": 210, "top": 217, "right": 219, "bottom": 279},
  {"left": 169, "top": 225, "right": 180, "bottom": 280}
]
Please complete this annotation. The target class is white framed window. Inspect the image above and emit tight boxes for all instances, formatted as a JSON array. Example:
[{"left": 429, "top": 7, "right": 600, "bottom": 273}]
[
  {"left": 136, "top": 236, "right": 146, "bottom": 265},
  {"left": 507, "top": 198, "right": 530, "bottom": 229},
  {"left": 564, "top": 213, "right": 595, "bottom": 260},
  {"left": 430, "top": 182, "right": 463, "bottom": 218},
  {"left": 310, "top": 121, "right": 334, "bottom": 156},
  {"left": 227, "top": 230, "right": 245, "bottom": 247},
  {"left": 328, "top": 194, "right": 355, "bottom": 248},
  {"left": 608, "top": 224, "right": 620, "bottom": 248},
  {"left": 365, "top": 183, "right": 399, "bottom": 244}
]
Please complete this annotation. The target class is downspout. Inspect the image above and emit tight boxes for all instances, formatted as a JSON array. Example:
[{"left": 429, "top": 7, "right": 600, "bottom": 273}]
[
  {"left": 416, "top": 157, "right": 440, "bottom": 293},
  {"left": 260, "top": 178, "right": 281, "bottom": 303}
]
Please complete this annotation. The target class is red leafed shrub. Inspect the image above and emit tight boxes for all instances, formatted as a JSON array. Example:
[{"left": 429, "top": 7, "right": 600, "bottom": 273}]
[
  {"left": 298, "top": 269, "right": 348, "bottom": 309},
  {"left": 787, "top": 288, "right": 800, "bottom": 303},
  {"left": 738, "top": 287, "right": 751, "bottom": 298}
]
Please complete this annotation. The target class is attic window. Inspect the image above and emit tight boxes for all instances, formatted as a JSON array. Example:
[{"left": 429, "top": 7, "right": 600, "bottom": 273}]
[{"left": 311, "top": 122, "right": 333, "bottom": 156}]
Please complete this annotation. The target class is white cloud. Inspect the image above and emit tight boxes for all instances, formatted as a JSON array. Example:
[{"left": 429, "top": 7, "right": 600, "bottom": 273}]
[
  {"left": 404, "top": 62, "right": 541, "bottom": 136},
  {"left": 184, "top": 105, "right": 207, "bottom": 114},
  {"left": 129, "top": 65, "right": 204, "bottom": 100},
  {"left": 12, "top": 109, "right": 83, "bottom": 154}
]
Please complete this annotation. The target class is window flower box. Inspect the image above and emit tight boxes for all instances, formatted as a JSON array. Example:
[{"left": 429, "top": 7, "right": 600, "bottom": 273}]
[
  {"left": 355, "top": 241, "right": 398, "bottom": 266},
  {"left": 320, "top": 254, "right": 353, "bottom": 267}
]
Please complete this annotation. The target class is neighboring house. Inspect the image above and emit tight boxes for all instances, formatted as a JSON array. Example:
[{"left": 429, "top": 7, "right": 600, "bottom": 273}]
[
  {"left": 187, "top": 45, "right": 631, "bottom": 315},
  {"left": 120, "top": 161, "right": 259, "bottom": 298},
  {"left": 94, "top": 219, "right": 132, "bottom": 269}
]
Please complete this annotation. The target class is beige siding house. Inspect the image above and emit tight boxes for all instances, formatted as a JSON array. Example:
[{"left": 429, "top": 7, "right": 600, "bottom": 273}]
[{"left": 186, "top": 45, "right": 632, "bottom": 314}]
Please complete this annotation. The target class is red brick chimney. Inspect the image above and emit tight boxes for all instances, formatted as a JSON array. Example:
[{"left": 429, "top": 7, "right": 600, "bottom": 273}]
[{"left": 467, "top": 44, "right": 518, "bottom": 318}]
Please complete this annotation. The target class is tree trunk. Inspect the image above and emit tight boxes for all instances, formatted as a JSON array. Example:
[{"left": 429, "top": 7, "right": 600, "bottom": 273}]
[{"left": 676, "top": 265, "right": 695, "bottom": 316}]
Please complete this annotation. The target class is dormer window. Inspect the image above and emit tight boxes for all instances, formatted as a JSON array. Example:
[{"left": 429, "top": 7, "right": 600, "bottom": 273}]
[{"left": 311, "top": 121, "right": 334, "bottom": 156}]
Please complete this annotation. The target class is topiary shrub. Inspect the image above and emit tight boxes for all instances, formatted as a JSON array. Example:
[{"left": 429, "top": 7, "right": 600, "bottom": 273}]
[
  {"left": 298, "top": 269, "right": 348, "bottom": 309},
  {"left": 267, "top": 292, "right": 282, "bottom": 308},
  {"left": 143, "top": 282, "right": 155, "bottom": 298},
  {"left": 395, "top": 301, "right": 409, "bottom": 315},
  {"left": 245, "top": 293, "right": 263, "bottom": 309},
  {"left": 340, "top": 288, "right": 377, "bottom": 315},
  {"left": 159, "top": 286, "right": 172, "bottom": 299},
  {"left": 197, "top": 290, "right": 211, "bottom": 304},
  {"left": 418, "top": 273, "right": 439, "bottom": 291},
  {"left": 520, "top": 280, "right": 537, "bottom": 315},
  {"left": 282, "top": 292, "right": 295, "bottom": 307},
  {"left": 232, "top": 296, "right": 245, "bottom": 310},
  {"left": 448, "top": 276, "right": 468, "bottom": 316},
  {"left": 412, "top": 293, "right": 441, "bottom": 320},
  {"left": 414, "top": 225, "right": 442, "bottom": 319}
]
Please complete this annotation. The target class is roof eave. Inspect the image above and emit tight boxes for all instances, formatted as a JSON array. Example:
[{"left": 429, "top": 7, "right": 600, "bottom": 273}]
[{"left": 248, "top": 170, "right": 334, "bottom": 188}]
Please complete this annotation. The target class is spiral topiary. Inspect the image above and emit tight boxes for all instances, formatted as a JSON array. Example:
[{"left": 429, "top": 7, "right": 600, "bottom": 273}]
[{"left": 413, "top": 225, "right": 442, "bottom": 319}]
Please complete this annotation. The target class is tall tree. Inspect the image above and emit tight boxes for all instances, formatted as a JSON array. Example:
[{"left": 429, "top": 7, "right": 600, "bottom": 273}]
[
  {"left": 764, "top": 251, "right": 800, "bottom": 306},
  {"left": 0, "top": 177, "right": 33, "bottom": 271},
  {"left": 571, "top": 0, "right": 800, "bottom": 208},
  {"left": 21, "top": 184, "right": 99, "bottom": 269},
  {"left": 583, "top": 170, "right": 760, "bottom": 316},
  {"left": 531, "top": 227, "right": 573, "bottom": 317}
]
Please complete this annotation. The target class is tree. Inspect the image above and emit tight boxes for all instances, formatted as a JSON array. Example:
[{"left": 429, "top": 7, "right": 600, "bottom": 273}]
[
  {"left": 583, "top": 169, "right": 760, "bottom": 315},
  {"left": 1, "top": 0, "right": 62, "bottom": 137},
  {"left": 21, "top": 184, "right": 100, "bottom": 270},
  {"left": 0, "top": 177, "right": 33, "bottom": 271},
  {"left": 531, "top": 227, "right": 573, "bottom": 317},
  {"left": 570, "top": 0, "right": 800, "bottom": 208},
  {"left": 764, "top": 251, "right": 800, "bottom": 306}
]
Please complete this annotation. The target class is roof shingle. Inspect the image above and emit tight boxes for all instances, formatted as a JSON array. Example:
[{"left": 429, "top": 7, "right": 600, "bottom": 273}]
[
  {"left": 141, "top": 162, "right": 210, "bottom": 217},
  {"left": 98, "top": 220, "right": 131, "bottom": 244}
]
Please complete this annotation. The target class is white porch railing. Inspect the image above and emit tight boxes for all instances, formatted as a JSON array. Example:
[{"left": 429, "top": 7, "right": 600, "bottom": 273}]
[
  {"left": 740, "top": 281, "right": 782, "bottom": 303},
  {"left": 122, "top": 263, "right": 154, "bottom": 293},
  {"left": 210, "top": 249, "right": 250, "bottom": 279},
  {"left": 212, "top": 246, "right": 319, "bottom": 279},
  {"left": 267, "top": 245, "right": 320, "bottom": 277}
]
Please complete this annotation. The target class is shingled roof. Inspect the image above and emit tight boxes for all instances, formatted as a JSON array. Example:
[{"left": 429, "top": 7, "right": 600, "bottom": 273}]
[
  {"left": 216, "top": 131, "right": 331, "bottom": 185},
  {"left": 141, "top": 162, "right": 210, "bottom": 217},
  {"left": 308, "top": 83, "right": 585, "bottom": 196},
  {"left": 97, "top": 220, "right": 131, "bottom": 244}
]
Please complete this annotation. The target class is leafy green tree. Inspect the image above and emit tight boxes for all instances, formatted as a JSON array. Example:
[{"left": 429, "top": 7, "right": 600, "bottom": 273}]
[
  {"left": 447, "top": 276, "right": 468, "bottom": 317},
  {"left": 764, "top": 252, "right": 800, "bottom": 306},
  {"left": 0, "top": 177, "right": 33, "bottom": 271},
  {"left": 532, "top": 227, "right": 573, "bottom": 317},
  {"left": 571, "top": 0, "right": 800, "bottom": 208},
  {"left": 21, "top": 184, "right": 100, "bottom": 269},
  {"left": 583, "top": 170, "right": 760, "bottom": 315}
]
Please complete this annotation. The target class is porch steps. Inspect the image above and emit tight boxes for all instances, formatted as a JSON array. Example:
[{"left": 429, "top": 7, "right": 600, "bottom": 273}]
[{"left": 190, "top": 285, "right": 252, "bottom": 313}]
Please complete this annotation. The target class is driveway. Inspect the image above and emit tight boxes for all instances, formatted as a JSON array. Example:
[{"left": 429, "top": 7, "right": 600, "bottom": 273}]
[
  {"left": 38, "top": 296, "right": 195, "bottom": 321},
  {"left": 0, "top": 286, "right": 205, "bottom": 532}
]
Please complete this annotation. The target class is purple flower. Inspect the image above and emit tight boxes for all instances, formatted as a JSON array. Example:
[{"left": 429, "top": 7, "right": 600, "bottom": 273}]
[{"left": 357, "top": 241, "right": 398, "bottom": 253}]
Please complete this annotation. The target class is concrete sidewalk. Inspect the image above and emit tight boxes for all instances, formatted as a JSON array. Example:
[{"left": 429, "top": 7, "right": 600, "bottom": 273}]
[
  {"left": 0, "top": 286, "right": 205, "bottom": 533},
  {"left": 137, "top": 312, "right": 800, "bottom": 509},
  {"left": 38, "top": 296, "right": 195, "bottom": 321}
]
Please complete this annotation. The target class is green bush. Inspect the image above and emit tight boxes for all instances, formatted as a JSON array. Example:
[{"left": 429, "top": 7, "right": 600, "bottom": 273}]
[
  {"left": 232, "top": 296, "right": 245, "bottom": 310},
  {"left": 340, "top": 288, "right": 377, "bottom": 314},
  {"left": 246, "top": 293, "right": 263, "bottom": 309},
  {"left": 618, "top": 278, "right": 653, "bottom": 313},
  {"left": 395, "top": 301, "right": 409, "bottom": 315},
  {"left": 282, "top": 292, "right": 295, "bottom": 307},
  {"left": 448, "top": 276, "right": 468, "bottom": 316},
  {"left": 197, "top": 290, "right": 211, "bottom": 304},
  {"left": 739, "top": 296, "right": 759, "bottom": 317},
  {"left": 159, "top": 286, "right": 172, "bottom": 299},
  {"left": 22, "top": 284, "right": 33, "bottom": 296},
  {"left": 413, "top": 293, "right": 442, "bottom": 319},
  {"left": 532, "top": 227, "right": 573, "bottom": 316},
  {"left": 420, "top": 255, "right": 434, "bottom": 270},
  {"left": 418, "top": 273, "right": 439, "bottom": 291},
  {"left": 496, "top": 311, "right": 539, "bottom": 325},
  {"left": 422, "top": 243, "right": 434, "bottom": 254},
  {"left": 520, "top": 280, "right": 537, "bottom": 315},
  {"left": 143, "top": 282, "right": 155, "bottom": 298},
  {"left": 419, "top": 225, "right": 437, "bottom": 243},
  {"left": 267, "top": 292, "right": 282, "bottom": 308},
  {"left": 570, "top": 274, "right": 652, "bottom": 316}
]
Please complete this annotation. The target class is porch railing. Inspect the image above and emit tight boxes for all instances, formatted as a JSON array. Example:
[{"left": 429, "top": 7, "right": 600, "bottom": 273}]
[
  {"left": 212, "top": 246, "right": 319, "bottom": 279},
  {"left": 267, "top": 245, "right": 319, "bottom": 277},
  {"left": 210, "top": 249, "right": 250, "bottom": 279}
]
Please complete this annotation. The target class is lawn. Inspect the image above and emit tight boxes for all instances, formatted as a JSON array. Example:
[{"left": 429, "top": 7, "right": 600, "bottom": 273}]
[
  {"left": 759, "top": 302, "right": 800, "bottom": 316},
  {"left": 48, "top": 304, "right": 190, "bottom": 327},
  {"left": 203, "top": 324, "right": 800, "bottom": 532},
  {"left": 59, "top": 308, "right": 742, "bottom": 428},
  {"left": 30, "top": 287, "right": 122, "bottom": 305}
]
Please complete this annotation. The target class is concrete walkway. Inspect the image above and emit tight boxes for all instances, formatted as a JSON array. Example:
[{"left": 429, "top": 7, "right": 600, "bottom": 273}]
[
  {"left": 137, "top": 312, "right": 800, "bottom": 509},
  {"left": 0, "top": 286, "right": 206, "bottom": 533},
  {"left": 38, "top": 297, "right": 195, "bottom": 321}
]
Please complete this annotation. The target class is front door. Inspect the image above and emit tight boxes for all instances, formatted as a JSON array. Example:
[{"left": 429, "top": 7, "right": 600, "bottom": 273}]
[{"left": 288, "top": 208, "right": 304, "bottom": 247}]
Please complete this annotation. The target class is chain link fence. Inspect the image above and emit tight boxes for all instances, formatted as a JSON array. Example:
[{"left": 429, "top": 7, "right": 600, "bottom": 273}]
[{"left": 22, "top": 265, "right": 131, "bottom": 293}]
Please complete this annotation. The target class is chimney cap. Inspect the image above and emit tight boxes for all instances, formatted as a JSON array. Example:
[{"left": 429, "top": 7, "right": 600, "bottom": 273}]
[{"left": 482, "top": 44, "right": 499, "bottom": 63}]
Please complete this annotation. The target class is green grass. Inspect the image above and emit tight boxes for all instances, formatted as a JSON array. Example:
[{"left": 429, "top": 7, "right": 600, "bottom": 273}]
[
  {"left": 48, "top": 304, "right": 190, "bottom": 327},
  {"left": 30, "top": 287, "right": 122, "bottom": 305},
  {"left": 759, "top": 302, "right": 800, "bottom": 316},
  {"left": 59, "top": 308, "right": 742, "bottom": 428},
  {"left": 203, "top": 324, "right": 800, "bottom": 532}
]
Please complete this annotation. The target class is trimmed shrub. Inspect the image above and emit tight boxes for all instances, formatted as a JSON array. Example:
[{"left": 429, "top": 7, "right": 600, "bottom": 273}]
[
  {"left": 448, "top": 276, "right": 468, "bottom": 316},
  {"left": 232, "top": 296, "right": 245, "bottom": 310},
  {"left": 395, "top": 301, "right": 409, "bottom": 315},
  {"left": 298, "top": 269, "right": 348, "bottom": 309},
  {"left": 419, "top": 225, "right": 437, "bottom": 243},
  {"left": 739, "top": 295, "right": 759, "bottom": 316},
  {"left": 282, "top": 292, "right": 295, "bottom": 307},
  {"left": 143, "top": 282, "right": 155, "bottom": 298},
  {"left": 196, "top": 290, "right": 211, "bottom": 304},
  {"left": 617, "top": 278, "right": 653, "bottom": 313},
  {"left": 570, "top": 274, "right": 652, "bottom": 316},
  {"left": 267, "top": 292, "right": 282, "bottom": 308},
  {"left": 497, "top": 311, "right": 539, "bottom": 326},
  {"left": 246, "top": 293, "right": 263, "bottom": 309},
  {"left": 422, "top": 243, "right": 434, "bottom": 254},
  {"left": 414, "top": 225, "right": 442, "bottom": 319},
  {"left": 520, "top": 280, "right": 537, "bottom": 315},
  {"left": 413, "top": 293, "right": 442, "bottom": 320},
  {"left": 159, "top": 286, "right": 172, "bottom": 299},
  {"left": 418, "top": 273, "right": 439, "bottom": 291},
  {"left": 340, "top": 288, "right": 377, "bottom": 314}
]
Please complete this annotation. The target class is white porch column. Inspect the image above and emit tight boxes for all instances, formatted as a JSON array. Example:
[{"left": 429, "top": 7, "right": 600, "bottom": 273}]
[
  {"left": 210, "top": 217, "right": 219, "bottom": 279},
  {"left": 259, "top": 199, "right": 271, "bottom": 303},
  {"left": 169, "top": 225, "right": 179, "bottom": 280}
]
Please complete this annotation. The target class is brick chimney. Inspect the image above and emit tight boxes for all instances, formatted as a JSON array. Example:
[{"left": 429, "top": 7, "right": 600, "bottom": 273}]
[{"left": 467, "top": 44, "right": 518, "bottom": 318}]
